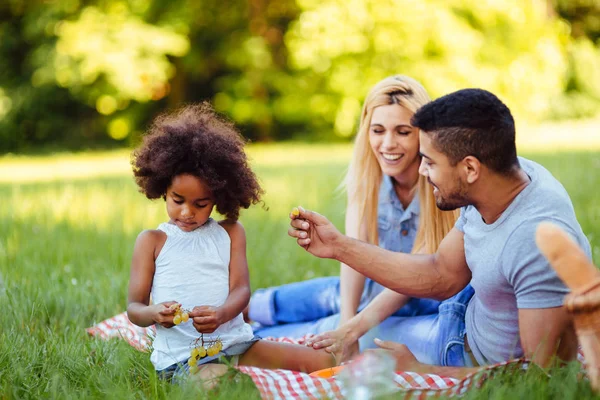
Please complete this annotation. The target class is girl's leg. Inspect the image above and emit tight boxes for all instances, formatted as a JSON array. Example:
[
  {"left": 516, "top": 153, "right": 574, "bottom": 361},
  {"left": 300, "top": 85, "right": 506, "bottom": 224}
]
[
  {"left": 189, "top": 364, "right": 229, "bottom": 390},
  {"left": 249, "top": 277, "right": 342, "bottom": 326},
  {"left": 238, "top": 340, "right": 336, "bottom": 373}
]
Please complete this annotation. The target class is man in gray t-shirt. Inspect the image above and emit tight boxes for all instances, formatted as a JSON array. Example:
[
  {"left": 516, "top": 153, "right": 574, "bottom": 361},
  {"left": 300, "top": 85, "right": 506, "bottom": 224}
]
[
  {"left": 457, "top": 157, "right": 591, "bottom": 365},
  {"left": 287, "top": 88, "right": 592, "bottom": 378}
]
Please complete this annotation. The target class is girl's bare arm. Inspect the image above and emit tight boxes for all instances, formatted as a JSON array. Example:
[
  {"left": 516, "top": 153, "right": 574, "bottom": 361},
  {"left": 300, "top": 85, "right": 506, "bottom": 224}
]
[
  {"left": 127, "top": 230, "right": 177, "bottom": 327},
  {"left": 350, "top": 290, "right": 411, "bottom": 338}
]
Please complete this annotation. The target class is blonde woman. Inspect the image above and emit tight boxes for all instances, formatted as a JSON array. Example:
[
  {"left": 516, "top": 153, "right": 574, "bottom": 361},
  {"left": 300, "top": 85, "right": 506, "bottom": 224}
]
[{"left": 249, "top": 76, "right": 470, "bottom": 362}]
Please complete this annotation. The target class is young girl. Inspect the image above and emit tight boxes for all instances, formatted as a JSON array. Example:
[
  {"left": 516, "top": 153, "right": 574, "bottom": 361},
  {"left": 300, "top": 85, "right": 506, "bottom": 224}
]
[{"left": 126, "top": 103, "right": 335, "bottom": 384}]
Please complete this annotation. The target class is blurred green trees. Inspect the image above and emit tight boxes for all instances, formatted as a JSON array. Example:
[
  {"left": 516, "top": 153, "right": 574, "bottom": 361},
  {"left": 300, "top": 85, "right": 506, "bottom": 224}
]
[{"left": 0, "top": 0, "right": 599, "bottom": 152}]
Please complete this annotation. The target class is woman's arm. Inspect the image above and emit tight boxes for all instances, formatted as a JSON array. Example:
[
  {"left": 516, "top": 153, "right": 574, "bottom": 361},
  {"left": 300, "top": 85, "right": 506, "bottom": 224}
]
[
  {"left": 308, "top": 289, "right": 411, "bottom": 361},
  {"left": 345, "top": 289, "right": 410, "bottom": 341},
  {"left": 127, "top": 230, "right": 178, "bottom": 327},
  {"left": 339, "top": 265, "right": 365, "bottom": 323},
  {"left": 339, "top": 199, "right": 368, "bottom": 324},
  {"left": 190, "top": 221, "right": 251, "bottom": 333}
]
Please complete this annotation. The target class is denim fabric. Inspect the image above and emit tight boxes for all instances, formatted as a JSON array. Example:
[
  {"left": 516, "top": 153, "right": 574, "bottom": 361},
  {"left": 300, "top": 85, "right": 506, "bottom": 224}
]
[
  {"left": 248, "top": 176, "right": 440, "bottom": 328},
  {"left": 436, "top": 284, "right": 475, "bottom": 366},
  {"left": 255, "top": 285, "right": 475, "bottom": 367},
  {"left": 249, "top": 276, "right": 440, "bottom": 327},
  {"left": 360, "top": 284, "right": 474, "bottom": 367},
  {"left": 377, "top": 175, "right": 419, "bottom": 255}
]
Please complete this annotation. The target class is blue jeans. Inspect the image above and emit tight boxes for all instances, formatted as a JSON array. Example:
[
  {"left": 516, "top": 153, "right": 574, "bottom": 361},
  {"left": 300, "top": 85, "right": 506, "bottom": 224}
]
[
  {"left": 248, "top": 276, "right": 440, "bottom": 327},
  {"left": 255, "top": 284, "right": 475, "bottom": 367}
]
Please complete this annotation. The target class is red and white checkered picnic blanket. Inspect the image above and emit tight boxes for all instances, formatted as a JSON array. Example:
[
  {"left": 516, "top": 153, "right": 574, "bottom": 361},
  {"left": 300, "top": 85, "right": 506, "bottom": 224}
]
[{"left": 87, "top": 312, "right": 579, "bottom": 399}]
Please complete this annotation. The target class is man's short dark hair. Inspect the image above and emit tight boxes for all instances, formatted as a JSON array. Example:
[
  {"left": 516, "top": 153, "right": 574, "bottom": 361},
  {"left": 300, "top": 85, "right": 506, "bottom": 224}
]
[{"left": 411, "top": 88, "right": 519, "bottom": 174}]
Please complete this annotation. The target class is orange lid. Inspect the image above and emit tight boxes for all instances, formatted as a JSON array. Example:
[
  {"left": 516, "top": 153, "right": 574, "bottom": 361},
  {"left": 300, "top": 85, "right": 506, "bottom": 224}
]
[{"left": 308, "top": 365, "right": 345, "bottom": 378}]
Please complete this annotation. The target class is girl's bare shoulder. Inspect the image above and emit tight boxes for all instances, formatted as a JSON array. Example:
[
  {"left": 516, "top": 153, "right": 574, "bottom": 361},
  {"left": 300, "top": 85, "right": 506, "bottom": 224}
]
[
  {"left": 134, "top": 229, "right": 168, "bottom": 258},
  {"left": 217, "top": 220, "right": 246, "bottom": 240},
  {"left": 136, "top": 229, "right": 167, "bottom": 242}
]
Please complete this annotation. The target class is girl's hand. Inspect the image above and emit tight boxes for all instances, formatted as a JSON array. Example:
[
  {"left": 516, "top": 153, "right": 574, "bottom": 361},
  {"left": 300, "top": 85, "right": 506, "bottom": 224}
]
[
  {"left": 190, "top": 306, "right": 224, "bottom": 333},
  {"left": 152, "top": 301, "right": 180, "bottom": 328},
  {"left": 306, "top": 327, "right": 360, "bottom": 363}
]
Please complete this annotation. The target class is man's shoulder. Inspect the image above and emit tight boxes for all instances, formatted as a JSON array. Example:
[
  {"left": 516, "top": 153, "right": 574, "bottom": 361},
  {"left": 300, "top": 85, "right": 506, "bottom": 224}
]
[
  {"left": 519, "top": 157, "right": 568, "bottom": 202},
  {"left": 510, "top": 158, "right": 574, "bottom": 221},
  {"left": 503, "top": 217, "right": 554, "bottom": 246}
]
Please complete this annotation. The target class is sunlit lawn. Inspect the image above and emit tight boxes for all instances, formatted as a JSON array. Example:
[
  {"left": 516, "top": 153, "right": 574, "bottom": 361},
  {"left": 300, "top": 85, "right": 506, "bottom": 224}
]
[{"left": 1, "top": 143, "right": 599, "bottom": 399}]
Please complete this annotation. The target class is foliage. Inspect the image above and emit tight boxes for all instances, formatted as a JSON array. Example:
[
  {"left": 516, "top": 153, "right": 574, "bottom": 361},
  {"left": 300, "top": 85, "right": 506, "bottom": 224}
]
[
  {"left": 1, "top": 0, "right": 600, "bottom": 151},
  {"left": 53, "top": 6, "right": 188, "bottom": 103},
  {"left": 0, "top": 1, "right": 95, "bottom": 151},
  {"left": 553, "top": 0, "right": 600, "bottom": 42},
  {"left": 285, "top": 0, "right": 575, "bottom": 136}
]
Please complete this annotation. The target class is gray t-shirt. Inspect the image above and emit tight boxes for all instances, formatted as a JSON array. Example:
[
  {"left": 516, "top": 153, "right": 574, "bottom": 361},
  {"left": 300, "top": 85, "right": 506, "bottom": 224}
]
[{"left": 456, "top": 157, "right": 592, "bottom": 365}]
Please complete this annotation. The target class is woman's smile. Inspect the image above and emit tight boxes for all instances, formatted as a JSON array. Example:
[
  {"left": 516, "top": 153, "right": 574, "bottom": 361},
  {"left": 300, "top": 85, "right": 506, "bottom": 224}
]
[{"left": 381, "top": 152, "right": 404, "bottom": 164}]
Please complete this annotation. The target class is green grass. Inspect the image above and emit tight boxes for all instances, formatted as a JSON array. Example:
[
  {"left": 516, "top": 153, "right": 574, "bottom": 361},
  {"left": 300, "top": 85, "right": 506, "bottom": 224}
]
[{"left": 1, "top": 146, "right": 599, "bottom": 399}]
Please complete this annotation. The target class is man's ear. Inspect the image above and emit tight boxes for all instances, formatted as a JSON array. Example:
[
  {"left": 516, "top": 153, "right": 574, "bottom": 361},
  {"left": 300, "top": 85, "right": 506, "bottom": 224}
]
[{"left": 461, "top": 156, "right": 481, "bottom": 184}]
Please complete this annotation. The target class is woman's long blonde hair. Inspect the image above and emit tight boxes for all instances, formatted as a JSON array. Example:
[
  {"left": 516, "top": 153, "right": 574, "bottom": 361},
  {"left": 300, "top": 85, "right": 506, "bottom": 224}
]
[{"left": 344, "top": 75, "right": 459, "bottom": 254}]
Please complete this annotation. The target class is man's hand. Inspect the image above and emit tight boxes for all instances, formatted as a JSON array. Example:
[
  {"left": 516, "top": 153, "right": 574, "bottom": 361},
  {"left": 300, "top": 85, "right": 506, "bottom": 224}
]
[
  {"left": 306, "top": 327, "right": 360, "bottom": 363},
  {"left": 373, "top": 338, "right": 423, "bottom": 372},
  {"left": 374, "top": 338, "right": 482, "bottom": 379},
  {"left": 288, "top": 206, "right": 343, "bottom": 259},
  {"left": 152, "top": 301, "right": 180, "bottom": 328},
  {"left": 190, "top": 305, "right": 224, "bottom": 333}
]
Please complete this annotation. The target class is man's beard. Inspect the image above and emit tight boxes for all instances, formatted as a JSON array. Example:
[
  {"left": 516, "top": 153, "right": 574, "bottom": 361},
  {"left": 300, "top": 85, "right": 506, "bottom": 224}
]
[
  {"left": 435, "top": 195, "right": 468, "bottom": 211},
  {"left": 432, "top": 180, "right": 470, "bottom": 211}
]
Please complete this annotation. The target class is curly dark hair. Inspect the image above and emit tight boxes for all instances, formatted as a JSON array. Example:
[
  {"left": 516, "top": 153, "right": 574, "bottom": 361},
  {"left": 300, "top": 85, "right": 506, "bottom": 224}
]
[
  {"left": 131, "top": 102, "right": 263, "bottom": 221},
  {"left": 411, "top": 88, "right": 519, "bottom": 174}
]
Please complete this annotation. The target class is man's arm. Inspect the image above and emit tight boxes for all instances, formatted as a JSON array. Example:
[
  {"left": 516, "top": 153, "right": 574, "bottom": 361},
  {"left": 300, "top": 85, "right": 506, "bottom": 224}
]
[
  {"left": 289, "top": 207, "right": 471, "bottom": 300},
  {"left": 518, "top": 307, "right": 577, "bottom": 367},
  {"left": 381, "top": 307, "right": 576, "bottom": 380},
  {"left": 373, "top": 340, "right": 481, "bottom": 379},
  {"left": 336, "top": 228, "right": 471, "bottom": 300},
  {"left": 505, "top": 220, "right": 579, "bottom": 366}
]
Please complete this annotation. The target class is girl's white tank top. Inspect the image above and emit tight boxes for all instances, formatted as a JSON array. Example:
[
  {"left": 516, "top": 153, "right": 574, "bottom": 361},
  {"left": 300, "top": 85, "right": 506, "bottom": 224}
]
[{"left": 149, "top": 218, "right": 254, "bottom": 370}]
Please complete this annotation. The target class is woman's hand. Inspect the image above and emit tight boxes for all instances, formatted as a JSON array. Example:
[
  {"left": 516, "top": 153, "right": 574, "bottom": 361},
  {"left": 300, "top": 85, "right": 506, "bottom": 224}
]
[
  {"left": 306, "top": 326, "right": 360, "bottom": 363},
  {"left": 190, "top": 305, "right": 224, "bottom": 333},
  {"left": 151, "top": 301, "right": 180, "bottom": 328}
]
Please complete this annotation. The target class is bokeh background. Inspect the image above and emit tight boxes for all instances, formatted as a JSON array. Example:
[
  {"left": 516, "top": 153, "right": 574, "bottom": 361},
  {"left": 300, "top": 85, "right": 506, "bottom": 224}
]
[
  {"left": 1, "top": 0, "right": 600, "bottom": 152},
  {"left": 2, "top": 1, "right": 600, "bottom": 398}
]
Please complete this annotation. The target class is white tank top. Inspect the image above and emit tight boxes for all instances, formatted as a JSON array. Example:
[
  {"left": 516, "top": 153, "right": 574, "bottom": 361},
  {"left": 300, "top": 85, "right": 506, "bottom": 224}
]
[{"left": 149, "top": 219, "right": 254, "bottom": 370}]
